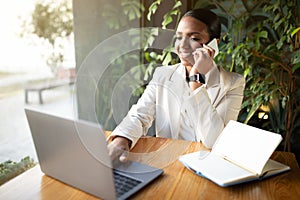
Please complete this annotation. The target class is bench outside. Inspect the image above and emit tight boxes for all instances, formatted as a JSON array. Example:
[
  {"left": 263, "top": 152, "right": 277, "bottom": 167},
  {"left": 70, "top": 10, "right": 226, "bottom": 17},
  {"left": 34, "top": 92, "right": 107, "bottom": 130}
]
[{"left": 24, "top": 78, "right": 75, "bottom": 104}]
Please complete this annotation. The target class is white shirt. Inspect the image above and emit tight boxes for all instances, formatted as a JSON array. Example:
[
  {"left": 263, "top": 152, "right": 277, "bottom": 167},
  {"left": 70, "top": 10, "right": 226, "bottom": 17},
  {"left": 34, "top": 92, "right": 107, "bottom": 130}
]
[{"left": 111, "top": 63, "right": 245, "bottom": 148}]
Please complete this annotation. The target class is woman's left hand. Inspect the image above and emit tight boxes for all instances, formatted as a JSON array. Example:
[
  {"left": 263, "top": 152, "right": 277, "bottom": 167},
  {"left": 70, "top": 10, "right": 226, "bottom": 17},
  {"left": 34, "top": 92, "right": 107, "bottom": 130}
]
[{"left": 192, "top": 44, "right": 215, "bottom": 75}]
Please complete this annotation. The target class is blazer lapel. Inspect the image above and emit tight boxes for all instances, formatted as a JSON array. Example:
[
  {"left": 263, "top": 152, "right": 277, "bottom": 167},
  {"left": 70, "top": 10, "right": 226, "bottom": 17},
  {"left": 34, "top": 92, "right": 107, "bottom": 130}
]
[
  {"left": 206, "top": 65, "right": 221, "bottom": 105},
  {"left": 165, "top": 64, "right": 185, "bottom": 138}
]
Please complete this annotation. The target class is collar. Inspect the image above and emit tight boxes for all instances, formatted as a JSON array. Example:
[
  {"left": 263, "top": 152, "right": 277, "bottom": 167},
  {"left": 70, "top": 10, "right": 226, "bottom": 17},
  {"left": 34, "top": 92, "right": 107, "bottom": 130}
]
[
  {"left": 168, "top": 62, "right": 220, "bottom": 87},
  {"left": 169, "top": 63, "right": 184, "bottom": 82}
]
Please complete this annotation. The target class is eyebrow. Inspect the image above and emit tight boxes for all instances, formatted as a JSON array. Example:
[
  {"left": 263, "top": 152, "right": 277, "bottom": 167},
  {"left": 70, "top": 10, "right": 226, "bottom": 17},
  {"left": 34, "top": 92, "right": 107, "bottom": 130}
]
[{"left": 176, "top": 31, "right": 202, "bottom": 36}]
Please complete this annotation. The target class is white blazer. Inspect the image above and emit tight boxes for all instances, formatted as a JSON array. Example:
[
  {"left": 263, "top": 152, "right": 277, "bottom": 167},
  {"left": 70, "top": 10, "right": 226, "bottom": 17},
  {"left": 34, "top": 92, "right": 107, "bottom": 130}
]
[{"left": 111, "top": 63, "right": 245, "bottom": 148}]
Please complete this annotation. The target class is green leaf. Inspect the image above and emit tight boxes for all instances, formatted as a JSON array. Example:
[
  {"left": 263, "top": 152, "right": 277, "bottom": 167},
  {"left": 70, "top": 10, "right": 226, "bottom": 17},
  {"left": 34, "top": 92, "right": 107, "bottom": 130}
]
[
  {"left": 292, "top": 50, "right": 300, "bottom": 64},
  {"left": 147, "top": 0, "right": 161, "bottom": 21},
  {"left": 150, "top": 52, "right": 158, "bottom": 59},
  {"left": 162, "top": 15, "right": 173, "bottom": 29},
  {"left": 291, "top": 27, "right": 300, "bottom": 37},
  {"left": 244, "top": 103, "right": 262, "bottom": 124},
  {"left": 122, "top": 0, "right": 144, "bottom": 21},
  {"left": 173, "top": 1, "right": 182, "bottom": 9},
  {"left": 258, "top": 30, "right": 268, "bottom": 39},
  {"left": 141, "top": 27, "right": 159, "bottom": 50},
  {"left": 0, "top": 157, "right": 36, "bottom": 186},
  {"left": 244, "top": 67, "right": 250, "bottom": 77},
  {"left": 292, "top": 62, "right": 300, "bottom": 72},
  {"left": 276, "top": 36, "right": 286, "bottom": 49},
  {"left": 274, "top": 18, "right": 284, "bottom": 30},
  {"left": 162, "top": 51, "right": 172, "bottom": 66}
]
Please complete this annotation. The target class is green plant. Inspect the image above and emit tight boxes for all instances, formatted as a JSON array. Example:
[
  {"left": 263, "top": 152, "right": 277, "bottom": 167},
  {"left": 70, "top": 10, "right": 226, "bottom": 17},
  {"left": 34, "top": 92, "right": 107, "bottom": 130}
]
[
  {"left": 214, "top": 0, "right": 300, "bottom": 152},
  {"left": 94, "top": 0, "right": 300, "bottom": 155},
  {"left": 96, "top": 0, "right": 183, "bottom": 130},
  {"left": 142, "top": 0, "right": 300, "bottom": 153},
  {"left": 0, "top": 156, "right": 36, "bottom": 186},
  {"left": 96, "top": 0, "right": 146, "bottom": 130}
]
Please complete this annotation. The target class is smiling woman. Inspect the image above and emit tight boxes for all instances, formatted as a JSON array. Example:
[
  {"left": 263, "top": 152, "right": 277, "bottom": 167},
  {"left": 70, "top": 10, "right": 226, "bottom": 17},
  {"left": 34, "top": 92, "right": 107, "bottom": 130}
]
[{"left": 108, "top": 8, "right": 245, "bottom": 162}]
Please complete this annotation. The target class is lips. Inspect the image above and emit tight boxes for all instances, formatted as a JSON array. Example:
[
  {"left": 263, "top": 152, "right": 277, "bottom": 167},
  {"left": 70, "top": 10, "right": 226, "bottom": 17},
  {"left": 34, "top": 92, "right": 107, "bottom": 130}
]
[
  {"left": 178, "top": 50, "right": 195, "bottom": 65},
  {"left": 179, "top": 51, "right": 193, "bottom": 58}
]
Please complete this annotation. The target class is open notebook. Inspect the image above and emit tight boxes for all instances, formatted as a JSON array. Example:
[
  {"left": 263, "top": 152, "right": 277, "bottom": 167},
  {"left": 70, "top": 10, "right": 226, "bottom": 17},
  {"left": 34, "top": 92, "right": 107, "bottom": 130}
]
[{"left": 179, "top": 120, "right": 290, "bottom": 187}]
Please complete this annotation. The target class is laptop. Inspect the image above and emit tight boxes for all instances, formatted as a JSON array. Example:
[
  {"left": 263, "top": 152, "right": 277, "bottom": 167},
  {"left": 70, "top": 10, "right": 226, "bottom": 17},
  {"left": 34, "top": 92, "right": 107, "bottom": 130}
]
[{"left": 25, "top": 108, "right": 163, "bottom": 200}]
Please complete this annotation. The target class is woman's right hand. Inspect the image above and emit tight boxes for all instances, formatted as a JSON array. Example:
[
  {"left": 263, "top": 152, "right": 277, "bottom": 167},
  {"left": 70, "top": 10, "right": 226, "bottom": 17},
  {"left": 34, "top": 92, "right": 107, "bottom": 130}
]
[
  {"left": 107, "top": 136, "right": 131, "bottom": 163},
  {"left": 192, "top": 44, "right": 215, "bottom": 75}
]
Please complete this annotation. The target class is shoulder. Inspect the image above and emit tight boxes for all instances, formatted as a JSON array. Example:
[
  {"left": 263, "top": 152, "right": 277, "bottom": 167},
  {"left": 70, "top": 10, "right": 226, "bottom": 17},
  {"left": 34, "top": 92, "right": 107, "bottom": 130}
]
[
  {"left": 154, "top": 63, "right": 180, "bottom": 73},
  {"left": 219, "top": 66, "right": 245, "bottom": 88},
  {"left": 152, "top": 63, "right": 181, "bottom": 79}
]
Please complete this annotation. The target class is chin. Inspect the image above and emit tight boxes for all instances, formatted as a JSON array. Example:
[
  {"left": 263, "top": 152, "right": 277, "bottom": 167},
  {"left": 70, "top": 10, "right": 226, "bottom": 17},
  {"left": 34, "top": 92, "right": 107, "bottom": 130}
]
[{"left": 180, "top": 59, "right": 193, "bottom": 67}]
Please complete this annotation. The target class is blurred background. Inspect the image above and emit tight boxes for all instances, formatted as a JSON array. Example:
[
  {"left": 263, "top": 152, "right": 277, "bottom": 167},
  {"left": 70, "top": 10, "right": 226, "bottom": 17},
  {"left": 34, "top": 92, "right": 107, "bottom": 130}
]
[{"left": 0, "top": 0, "right": 299, "bottom": 185}]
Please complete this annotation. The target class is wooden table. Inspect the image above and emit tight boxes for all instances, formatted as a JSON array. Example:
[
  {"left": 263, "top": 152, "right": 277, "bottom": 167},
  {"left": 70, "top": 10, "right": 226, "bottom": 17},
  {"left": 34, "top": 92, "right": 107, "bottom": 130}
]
[{"left": 1, "top": 137, "right": 300, "bottom": 200}]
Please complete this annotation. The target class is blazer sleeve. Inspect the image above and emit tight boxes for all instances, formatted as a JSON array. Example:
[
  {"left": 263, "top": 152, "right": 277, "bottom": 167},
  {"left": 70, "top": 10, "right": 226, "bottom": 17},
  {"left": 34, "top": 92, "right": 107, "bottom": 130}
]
[
  {"left": 184, "top": 71, "right": 245, "bottom": 148},
  {"left": 109, "top": 68, "right": 160, "bottom": 148}
]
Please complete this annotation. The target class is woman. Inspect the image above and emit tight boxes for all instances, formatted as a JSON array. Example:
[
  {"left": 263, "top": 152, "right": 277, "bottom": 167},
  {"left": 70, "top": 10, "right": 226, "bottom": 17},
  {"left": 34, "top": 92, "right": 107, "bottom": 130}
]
[{"left": 108, "top": 8, "right": 245, "bottom": 162}]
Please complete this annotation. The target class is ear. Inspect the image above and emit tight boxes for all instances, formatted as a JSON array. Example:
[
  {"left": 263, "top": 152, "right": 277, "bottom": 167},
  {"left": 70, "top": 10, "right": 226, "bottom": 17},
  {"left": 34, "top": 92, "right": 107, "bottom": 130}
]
[{"left": 216, "top": 38, "right": 220, "bottom": 45}]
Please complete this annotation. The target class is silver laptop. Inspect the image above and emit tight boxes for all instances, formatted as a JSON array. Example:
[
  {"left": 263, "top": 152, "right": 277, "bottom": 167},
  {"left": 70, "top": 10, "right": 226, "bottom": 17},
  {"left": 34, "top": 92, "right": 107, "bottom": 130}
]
[{"left": 25, "top": 108, "right": 163, "bottom": 200}]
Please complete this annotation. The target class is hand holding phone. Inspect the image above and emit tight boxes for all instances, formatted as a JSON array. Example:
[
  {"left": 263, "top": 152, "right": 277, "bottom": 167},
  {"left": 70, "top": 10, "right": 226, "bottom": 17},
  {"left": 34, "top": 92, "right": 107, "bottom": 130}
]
[
  {"left": 192, "top": 38, "right": 218, "bottom": 74},
  {"left": 206, "top": 38, "right": 219, "bottom": 58}
]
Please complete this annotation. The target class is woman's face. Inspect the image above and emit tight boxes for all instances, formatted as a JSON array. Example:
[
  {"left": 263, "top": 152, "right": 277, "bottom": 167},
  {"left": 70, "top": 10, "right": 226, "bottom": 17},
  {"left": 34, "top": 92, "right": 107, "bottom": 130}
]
[{"left": 175, "top": 16, "right": 210, "bottom": 67}]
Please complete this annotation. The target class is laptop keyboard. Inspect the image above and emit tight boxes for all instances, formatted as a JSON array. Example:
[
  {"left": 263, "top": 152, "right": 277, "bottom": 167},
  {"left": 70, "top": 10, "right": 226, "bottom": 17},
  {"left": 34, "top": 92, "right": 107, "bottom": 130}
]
[{"left": 113, "top": 170, "right": 142, "bottom": 197}]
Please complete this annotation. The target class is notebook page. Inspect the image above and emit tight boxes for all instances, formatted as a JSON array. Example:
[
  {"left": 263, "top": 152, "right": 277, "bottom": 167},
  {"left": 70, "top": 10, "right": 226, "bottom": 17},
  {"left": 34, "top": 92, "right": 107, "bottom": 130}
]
[
  {"left": 211, "top": 120, "right": 282, "bottom": 175},
  {"left": 179, "top": 151, "right": 255, "bottom": 186},
  {"left": 259, "top": 159, "right": 290, "bottom": 178}
]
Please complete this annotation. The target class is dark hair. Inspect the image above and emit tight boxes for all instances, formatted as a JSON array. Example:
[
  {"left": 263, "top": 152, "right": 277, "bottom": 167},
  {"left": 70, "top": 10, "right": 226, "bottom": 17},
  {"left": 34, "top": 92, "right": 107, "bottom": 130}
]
[{"left": 183, "top": 8, "right": 221, "bottom": 41}]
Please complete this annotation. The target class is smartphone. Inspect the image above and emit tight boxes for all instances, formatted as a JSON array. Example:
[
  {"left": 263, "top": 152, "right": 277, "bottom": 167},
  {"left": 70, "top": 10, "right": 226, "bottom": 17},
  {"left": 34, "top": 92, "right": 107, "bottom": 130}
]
[{"left": 207, "top": 38, "right": 219, "bottom": 58}]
